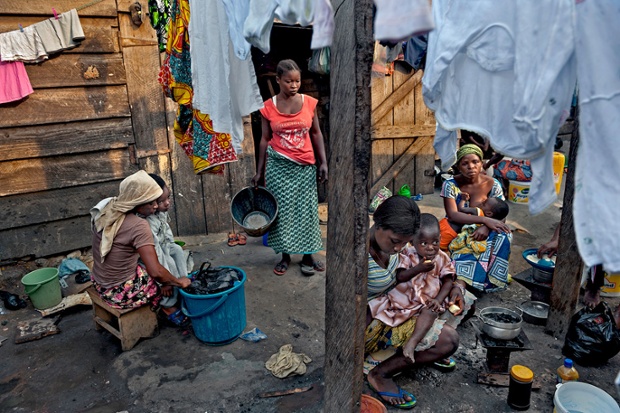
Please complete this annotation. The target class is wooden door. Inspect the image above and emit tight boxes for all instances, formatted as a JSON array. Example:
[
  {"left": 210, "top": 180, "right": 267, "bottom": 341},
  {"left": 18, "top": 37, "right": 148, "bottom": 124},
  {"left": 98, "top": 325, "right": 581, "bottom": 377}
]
[{"left": 370, "top": 62, "right": 436, "bottom": 197}]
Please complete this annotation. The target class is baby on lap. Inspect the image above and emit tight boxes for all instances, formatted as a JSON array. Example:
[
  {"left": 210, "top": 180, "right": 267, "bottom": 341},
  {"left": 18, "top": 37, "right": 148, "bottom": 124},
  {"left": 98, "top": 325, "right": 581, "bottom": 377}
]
[
  {"left": 448, "top": 193, "right": 509, "bottom": 235},
  {"left": 368, "top": 214, "right": 458, "bottom": 363}
]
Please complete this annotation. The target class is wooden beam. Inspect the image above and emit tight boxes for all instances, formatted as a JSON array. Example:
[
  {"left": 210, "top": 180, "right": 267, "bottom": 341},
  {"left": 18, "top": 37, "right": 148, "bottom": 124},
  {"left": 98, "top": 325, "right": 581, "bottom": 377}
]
[
  {"left": 0, "top": 149, "right": 138, "bottom": 196},
  {"left": 325, "top": 0, "right": 374, "bottom": 411},
  {"left": 371, "top": 124, "right": 435, "bottom": 139},
  {"left": 370, "top": 138, "right": 430, "bottom": 195},
  {"left": 0, "top": 85, "right": 131, "bottom": 128},
  {"left": 371, "top": 70, "right": 423, "bottom": 123},
  {"left": 0, "top": 17, "right": 120, "bottom": 54},
  {"left": 25, "top": 54, "right": 127, "bottom": 88},
  {"left": 546, "top": 107, "right": 582, "bottom": 338},
  {"left": 0, "top": 216, "right": 92, "bottom": 261},
  {"left": 0, "top": 0, "right": 117, "bottom": 17},
  {"left": 0, "top": 180, "right": 121, "bottom": 230},
  {"left": 0, "top": 118, "right": 134, "bottom": 162}
]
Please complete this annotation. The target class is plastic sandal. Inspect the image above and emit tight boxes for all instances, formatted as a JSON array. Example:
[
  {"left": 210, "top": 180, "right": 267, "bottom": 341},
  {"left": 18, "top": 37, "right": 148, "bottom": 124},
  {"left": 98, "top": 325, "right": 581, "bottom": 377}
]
[
  {"left": 227, "top": 232, "right": 238, "bottom": 247},
  {"left": 237, "top": 233, "right": 247, "bottom": 246},
  {"left": 273, "top": 261, "right": 289, "bottom": 276},
  {"left": 300, "top": 264, "right": 315, "bottom": 276},
  {"left": 163, "top": 309, "right": 190, "bottom": 328},
  {"left": 432, "top": 357, "right": 456, "bottom": 372},
  {"left": 368, "top": 382, "right": 417, "bottom": 409}
]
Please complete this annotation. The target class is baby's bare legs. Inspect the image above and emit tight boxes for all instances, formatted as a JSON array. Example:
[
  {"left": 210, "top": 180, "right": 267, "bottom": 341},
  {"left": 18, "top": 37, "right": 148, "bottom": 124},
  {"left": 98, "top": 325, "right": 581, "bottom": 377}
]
[{"left": 402, "top": 308, "right": 438, "bottom": 363}]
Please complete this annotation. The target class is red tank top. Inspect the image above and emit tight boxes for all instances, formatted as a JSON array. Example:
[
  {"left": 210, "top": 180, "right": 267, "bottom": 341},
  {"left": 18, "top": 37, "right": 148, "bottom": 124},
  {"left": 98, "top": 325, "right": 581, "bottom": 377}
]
[{"left": 259, "top": 94, "right": 318, "bottom": 165}]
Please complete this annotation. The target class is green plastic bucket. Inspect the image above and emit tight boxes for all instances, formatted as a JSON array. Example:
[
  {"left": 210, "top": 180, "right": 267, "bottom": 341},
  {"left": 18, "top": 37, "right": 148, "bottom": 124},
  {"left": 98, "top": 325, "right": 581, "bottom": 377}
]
[{"left": 21, "top": 268, "right": 62, "bottom": 310}]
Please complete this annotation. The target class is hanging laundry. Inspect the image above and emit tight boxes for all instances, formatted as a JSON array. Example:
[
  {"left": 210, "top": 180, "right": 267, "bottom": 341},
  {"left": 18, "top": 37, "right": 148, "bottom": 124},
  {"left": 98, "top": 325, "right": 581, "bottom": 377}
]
[
  {"left": 402, "top": 35, "right": 427, "bottom": 71},
  {"left": 423, "top": 0, "right": 576, "bottom": 214},
  {"left": 243, "top": 0, "right": 315, "bottom": 54},
  {"left": 189, "top": 0, "right": 263, "bottom": 154},
  {"left": 0, "top": 26, "right": 48, "bottom": 63},
  {"left": 310, "top": 0, "right": 334, "bottom": 50},
  {"left": 148, "top": 0, "right": 172, "bottom": 53},
  {"left": 159, "top": 0, "right": 236, "bottom": 174},
  {"left": 573, "top": 0, "right": 620, "bottom": 272},
  {"left": 0, "top": 60, "right": 34, "bottom": 104},
  {"left": 221, "top": 0, "right": 253, "bottom": 60},
  {"left": 373, "top": 0, "right": 434, "bottom": 43},
  {"left": 33, "top": 9, "right": 85, "bottom": 54}
]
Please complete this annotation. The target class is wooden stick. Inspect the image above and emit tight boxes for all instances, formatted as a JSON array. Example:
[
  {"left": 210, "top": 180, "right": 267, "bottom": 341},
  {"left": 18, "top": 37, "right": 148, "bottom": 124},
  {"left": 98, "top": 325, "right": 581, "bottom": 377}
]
[{"left": 258, "top": 385, "right": 313, "bottom": 398}]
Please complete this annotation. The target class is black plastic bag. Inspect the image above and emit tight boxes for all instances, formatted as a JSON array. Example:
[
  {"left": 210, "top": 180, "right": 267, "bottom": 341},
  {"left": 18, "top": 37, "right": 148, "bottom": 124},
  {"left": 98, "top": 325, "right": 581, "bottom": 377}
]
[
  {"left": 562, "top": 301, "right": 620, "bottom": 366},
  {"left": 185, "top": 261, "right": 241, "bottom": 295}
]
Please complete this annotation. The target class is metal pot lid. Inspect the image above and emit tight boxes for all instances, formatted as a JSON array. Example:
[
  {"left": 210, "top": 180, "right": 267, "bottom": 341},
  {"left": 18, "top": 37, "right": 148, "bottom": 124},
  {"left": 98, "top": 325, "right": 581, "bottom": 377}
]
[{"left": 519, "top": 300, "right": 549, "bottom": 318}]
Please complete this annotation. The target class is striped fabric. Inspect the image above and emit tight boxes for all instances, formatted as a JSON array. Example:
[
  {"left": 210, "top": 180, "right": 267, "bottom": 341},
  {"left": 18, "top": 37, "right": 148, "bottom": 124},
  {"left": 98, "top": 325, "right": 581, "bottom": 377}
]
[{"left": 367, "top": 254, "right": 399, "bottom": 301}]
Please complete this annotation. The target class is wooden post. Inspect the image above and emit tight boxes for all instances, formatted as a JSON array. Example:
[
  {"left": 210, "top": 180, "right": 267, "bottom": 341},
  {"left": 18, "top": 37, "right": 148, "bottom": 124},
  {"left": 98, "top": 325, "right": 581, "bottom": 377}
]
[
  {"left": 325, "top": 0, "right": 374, "bottom": 411},
  {"left": 546, "top": 107, "right": 582, "bottom": 338}
]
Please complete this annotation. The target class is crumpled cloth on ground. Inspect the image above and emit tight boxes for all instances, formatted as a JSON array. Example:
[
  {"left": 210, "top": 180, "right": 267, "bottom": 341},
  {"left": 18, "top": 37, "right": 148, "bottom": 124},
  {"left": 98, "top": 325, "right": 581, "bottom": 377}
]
[
  {"left": 265, "top": 344, "right": 312, "bottom": 378},
  {"left": 58, "top": 257, "right": 91, "bottom": 284}
]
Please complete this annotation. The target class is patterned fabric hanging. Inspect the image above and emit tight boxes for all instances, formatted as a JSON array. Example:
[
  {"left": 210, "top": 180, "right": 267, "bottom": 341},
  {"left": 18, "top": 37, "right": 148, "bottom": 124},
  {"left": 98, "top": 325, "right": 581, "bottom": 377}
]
[
  {"left": 148, "top": 0, "right": 171, "bottom": 53},
  {"left": 158, "top": 0, "right": 237, "bottom": 174}
]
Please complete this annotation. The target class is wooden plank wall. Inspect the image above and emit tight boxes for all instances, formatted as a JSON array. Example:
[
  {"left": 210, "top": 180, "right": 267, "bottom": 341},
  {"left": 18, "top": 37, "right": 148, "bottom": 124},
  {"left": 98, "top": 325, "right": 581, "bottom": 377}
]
[
  {"left": 0, "top": 0, "right": 137, "bottom": 260},
  {"left": 0, "top": 0, "right": 258, "bottom": 261},
  {"left": 370, "top": 61, "right": 435, "bottom": 197}
]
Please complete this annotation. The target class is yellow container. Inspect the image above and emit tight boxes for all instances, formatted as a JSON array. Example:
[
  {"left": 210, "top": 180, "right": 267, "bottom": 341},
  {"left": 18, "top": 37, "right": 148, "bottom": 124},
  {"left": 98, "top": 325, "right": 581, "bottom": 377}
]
[
  {"left": 508, "top": 180, "right": 530, "bottom": 204},
  {"left": 600, "top": 272, "right": 620, "bottom": 297},
  {"left": 553, "top": 152, "right": 565, "bottom": 194}
]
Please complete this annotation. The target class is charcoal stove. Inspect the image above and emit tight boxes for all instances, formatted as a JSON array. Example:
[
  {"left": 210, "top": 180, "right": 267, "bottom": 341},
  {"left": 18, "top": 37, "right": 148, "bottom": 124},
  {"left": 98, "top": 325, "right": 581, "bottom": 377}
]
[
  {"left": 471, "top": 320, "right": 532, "bottom": 373},
  {"left": 512, "top": 268, "right": 552, "bottom": 303}
]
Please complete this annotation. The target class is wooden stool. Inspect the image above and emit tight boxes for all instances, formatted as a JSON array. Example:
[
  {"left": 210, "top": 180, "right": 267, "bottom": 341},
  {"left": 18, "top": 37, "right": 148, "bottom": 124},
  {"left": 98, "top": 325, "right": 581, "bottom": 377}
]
[{"left": 86, "top": 287, "right": 158, "bottom": 351}]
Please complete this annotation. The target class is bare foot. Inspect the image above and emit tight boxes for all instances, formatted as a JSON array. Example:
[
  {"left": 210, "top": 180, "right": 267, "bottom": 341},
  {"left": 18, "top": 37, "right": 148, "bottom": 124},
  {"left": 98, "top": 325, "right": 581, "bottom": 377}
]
[
  {"left": 367, "top": 370, "right": 412, "bottom": 406},
  {"left": 402, "top": 341, "right": 416, "bottom": 364},
  {"left": 583, "top": 288, "right": 601, "bottom": 309}
]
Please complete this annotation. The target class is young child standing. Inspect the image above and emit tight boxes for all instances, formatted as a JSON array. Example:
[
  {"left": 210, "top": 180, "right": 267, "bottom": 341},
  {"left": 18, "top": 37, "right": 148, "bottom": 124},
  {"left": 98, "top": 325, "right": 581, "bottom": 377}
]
[
  {"left": 368, "top": 214, "right": 458, "bottom": 364},
  {"left": 147, "top": 174, "right": 193, "bottom": 315},
  {"left": 251, "top": 59, "right": 328, "bottom": 277}
]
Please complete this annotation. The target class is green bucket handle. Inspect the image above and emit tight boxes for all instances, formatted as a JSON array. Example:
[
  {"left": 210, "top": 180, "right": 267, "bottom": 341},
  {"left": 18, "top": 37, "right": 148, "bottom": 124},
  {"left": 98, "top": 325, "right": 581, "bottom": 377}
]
[
  {"left": 181, "top": 293, "right": 229, "bottom": 319},
  {"left": 24, "top": 283, "right": 44, "bottom": 295}
]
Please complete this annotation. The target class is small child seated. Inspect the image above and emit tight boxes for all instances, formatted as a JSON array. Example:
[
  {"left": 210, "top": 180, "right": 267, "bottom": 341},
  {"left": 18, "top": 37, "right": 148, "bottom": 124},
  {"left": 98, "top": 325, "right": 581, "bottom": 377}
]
[
  {"left": 368, "top": 214, "right": 458, "bottom": 363},
  {"left": 147, "top": 174, "right": 194, "bottom": 309},
  {"left": 448, "top": 193, "right": 510, "bottom": 234}
]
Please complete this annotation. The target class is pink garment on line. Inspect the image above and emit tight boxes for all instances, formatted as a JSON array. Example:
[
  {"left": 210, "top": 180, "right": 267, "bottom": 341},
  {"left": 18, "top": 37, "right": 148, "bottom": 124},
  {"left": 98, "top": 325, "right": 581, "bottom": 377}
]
[{"left": 0, "top": 59, "right": 33, "bottom": 104}]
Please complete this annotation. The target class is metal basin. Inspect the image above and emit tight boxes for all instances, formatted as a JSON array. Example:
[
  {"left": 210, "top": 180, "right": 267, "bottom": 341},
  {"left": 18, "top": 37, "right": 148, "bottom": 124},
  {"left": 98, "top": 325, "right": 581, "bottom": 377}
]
[{"left": 479, "top": 307, "right": 522, "bottom": 340}]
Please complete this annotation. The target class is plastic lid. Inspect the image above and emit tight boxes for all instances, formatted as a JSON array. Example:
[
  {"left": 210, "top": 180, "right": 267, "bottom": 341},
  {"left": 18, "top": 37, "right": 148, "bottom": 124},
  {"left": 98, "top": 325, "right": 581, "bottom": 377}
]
[
  {"left": 564, "top": 358, "right": 573, "bottom": 368},
  {"left": 511, "top": 365, "right": 534, "bottom": 382}
]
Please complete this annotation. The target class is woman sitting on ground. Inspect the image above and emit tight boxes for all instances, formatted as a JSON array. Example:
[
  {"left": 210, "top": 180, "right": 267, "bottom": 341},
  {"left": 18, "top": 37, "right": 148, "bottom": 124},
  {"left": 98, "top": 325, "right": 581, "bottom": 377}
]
[
  {"left": 440, "top": 144, "right": 512, "bottom": 292},
  {"left": 90, "top": 170, "right": 191, "bottom": 327},
  {"left": 365, "top": 196, "right": 466, "bottom": 409}
]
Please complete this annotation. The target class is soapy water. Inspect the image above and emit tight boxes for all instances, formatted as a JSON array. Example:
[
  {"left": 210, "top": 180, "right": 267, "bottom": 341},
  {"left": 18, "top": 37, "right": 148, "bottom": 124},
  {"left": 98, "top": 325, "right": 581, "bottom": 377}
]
[{"left": 243, "top": 211, "right": 269, "bottom": 229}]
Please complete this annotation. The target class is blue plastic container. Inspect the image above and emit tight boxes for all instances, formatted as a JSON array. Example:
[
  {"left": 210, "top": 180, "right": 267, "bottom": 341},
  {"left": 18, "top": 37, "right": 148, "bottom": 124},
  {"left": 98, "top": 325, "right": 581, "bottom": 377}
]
[{"left": 180, "top": 266, "right": 247, "bottom": 345}]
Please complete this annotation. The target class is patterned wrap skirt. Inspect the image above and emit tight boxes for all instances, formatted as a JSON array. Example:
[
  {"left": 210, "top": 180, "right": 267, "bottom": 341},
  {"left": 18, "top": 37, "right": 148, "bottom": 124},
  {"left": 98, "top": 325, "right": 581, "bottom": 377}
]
[
  {"left": 92, "top": 264, "right": 162, "bottom": 310},
  {"left": 265, "top": 146, "right": 323, "bottom": 255}
]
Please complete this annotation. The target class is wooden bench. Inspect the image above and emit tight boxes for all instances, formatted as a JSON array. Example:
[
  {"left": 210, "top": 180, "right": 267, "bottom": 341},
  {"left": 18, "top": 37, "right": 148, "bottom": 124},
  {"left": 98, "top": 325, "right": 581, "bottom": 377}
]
[{"left": 86, "top": 287, "right": 158, "bottom": 351}]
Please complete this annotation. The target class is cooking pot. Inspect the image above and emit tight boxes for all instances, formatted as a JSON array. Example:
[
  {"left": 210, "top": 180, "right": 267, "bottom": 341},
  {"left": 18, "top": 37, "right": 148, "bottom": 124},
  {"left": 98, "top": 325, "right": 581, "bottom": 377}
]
[
  {"left": 478, "top": 306, "right": 522, "bottom": 340},
  {"left": 517, "top": 300, "right": 549, "bottom": 325}
]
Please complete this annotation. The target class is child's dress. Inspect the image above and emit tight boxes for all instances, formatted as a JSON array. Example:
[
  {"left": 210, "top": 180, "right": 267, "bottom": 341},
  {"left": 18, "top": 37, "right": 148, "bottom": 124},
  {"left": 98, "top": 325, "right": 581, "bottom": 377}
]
[{"left": 368, "top": 248, "right": 455, "bottom": 327}]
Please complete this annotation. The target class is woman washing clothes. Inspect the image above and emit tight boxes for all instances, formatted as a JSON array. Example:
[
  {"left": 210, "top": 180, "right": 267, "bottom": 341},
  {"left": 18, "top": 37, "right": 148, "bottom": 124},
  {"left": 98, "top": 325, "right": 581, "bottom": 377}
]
[
  {"left": 440, "top": 144, "right": 512, "bottom": 292},
  {"left": 365, "top": 196, "right": 466, "bottom": 409},
  {"left": 90, "top": 170, "right": 192, "bottom": 327},
  {"left": 251, "top": 59, "right": 327, "bottom": 277}
]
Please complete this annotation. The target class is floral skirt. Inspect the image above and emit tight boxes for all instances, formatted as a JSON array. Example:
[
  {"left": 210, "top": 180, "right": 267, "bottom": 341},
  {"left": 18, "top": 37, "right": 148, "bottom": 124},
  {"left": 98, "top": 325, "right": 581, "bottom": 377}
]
[{"left": 92, "top": 264, "right": 161, "bottom": 310}]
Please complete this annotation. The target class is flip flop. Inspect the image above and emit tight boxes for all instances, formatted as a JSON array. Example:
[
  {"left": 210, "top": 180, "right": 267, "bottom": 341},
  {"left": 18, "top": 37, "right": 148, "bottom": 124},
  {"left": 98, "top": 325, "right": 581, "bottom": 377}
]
[
  {"left": 161, "top": 309, "right": 190, "bottom": 328},
  {"left": 432, "top": 357, "right": 456, "bottom": 372},
  {"left": 237, "top": 233, "right": 247, "bottom": 246},
  {"left": 312, "top": 261, "right": 325, "bottom": 272},
  {"left": 273, "top": 261, "right": 289, "bottom": 276},
  {"left": 300, "top": 263, "right": 315, "bottom": 276},
  {"left": 368, "top": 382, "right": 417, "bottom": 409},
  {"left": 227, "top": 232, "right": 238, "bottom": 247}
]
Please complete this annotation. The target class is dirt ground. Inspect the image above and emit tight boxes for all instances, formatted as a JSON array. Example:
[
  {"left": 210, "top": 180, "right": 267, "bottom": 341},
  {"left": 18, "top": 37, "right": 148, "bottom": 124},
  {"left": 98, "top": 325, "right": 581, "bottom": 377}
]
[{"left": 2, "top": 162, "right": 620, "bottom": 412}]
